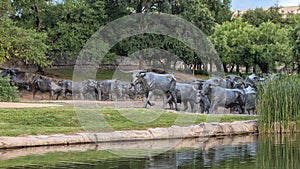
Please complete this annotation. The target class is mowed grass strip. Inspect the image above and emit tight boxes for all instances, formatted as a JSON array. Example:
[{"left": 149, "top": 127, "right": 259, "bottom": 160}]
[
  {"left": 0, "top": 106, "right": 257, "bottom": 136},
  {"left": 44, "top": 67, "right": 116, "bottom": 80},
  {"left": 0, "top": 106, "right": 82, "bottom": 136},
  {"left": 44, "top": 67, "right": 211, "bottom": 81}
]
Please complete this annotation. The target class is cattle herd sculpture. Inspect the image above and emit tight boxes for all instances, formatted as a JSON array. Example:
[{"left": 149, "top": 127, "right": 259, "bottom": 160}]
[{"left": 1, "top": 68, "right": 278, "bottom": 115}]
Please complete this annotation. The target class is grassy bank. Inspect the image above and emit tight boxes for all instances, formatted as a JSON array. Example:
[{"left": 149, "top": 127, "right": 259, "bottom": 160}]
[
  {"left": 44, "top": 67, "right": 209, "bottom": 81},
  {"left": 0, "top": 106, "right": 257, "bottom": 136},
  {"left": 258, "top": 75, "right": 300, "bottom": 133},
  {"left": 44, "top": 67, "right": 116, "bottom": 80}
]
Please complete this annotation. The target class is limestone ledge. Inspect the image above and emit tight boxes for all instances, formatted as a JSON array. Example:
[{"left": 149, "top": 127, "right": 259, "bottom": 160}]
[{"left": 0, "top": 120, "right": 258, "bottom": 149}]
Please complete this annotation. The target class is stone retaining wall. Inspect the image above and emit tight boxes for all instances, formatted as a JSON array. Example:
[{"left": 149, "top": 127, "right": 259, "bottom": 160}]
[
  {"left": 0, "top": 120, "right": 258, "bottom": 149},
  {"left": 1, "top": 135, "right": 258, "bottom": 160}
]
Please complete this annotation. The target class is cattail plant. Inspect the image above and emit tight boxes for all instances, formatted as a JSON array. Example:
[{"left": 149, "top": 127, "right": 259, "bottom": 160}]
[{"left": 257, "top": 75, "right": 300, "bottom": 133}]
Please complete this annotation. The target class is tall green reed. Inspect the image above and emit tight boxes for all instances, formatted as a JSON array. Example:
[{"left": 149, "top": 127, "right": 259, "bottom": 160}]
[
  {"left": 257, "top": 134, "right": 300, "bottom": 169},
  {"left": 257, "top": 75, "right": 300, "bottom": 133}
]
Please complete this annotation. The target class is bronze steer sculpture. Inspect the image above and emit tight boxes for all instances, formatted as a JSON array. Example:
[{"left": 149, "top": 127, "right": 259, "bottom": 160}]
[
  {"left": 130, "top": 71, "right": 178, "bottom": 110},
  {"left": 60, "top": 79, "right": 97, "bottom": 100},
  {"left": 201, "top": 82, "right": 245, "bottom": 114},
  {"left": 33, "top": 78, "right": 62, "bottom": 100},
  {"left": 167, "top": 83, "right": 199, "bottom": 113},
  {"left": 1, "top": 69, "right": 31, "bottom": 91}
]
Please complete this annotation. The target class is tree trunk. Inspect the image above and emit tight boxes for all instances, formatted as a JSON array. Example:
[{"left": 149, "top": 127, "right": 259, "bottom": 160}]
[
  {"left": 34, "top": 4, "right": 41, "bottom": 31},
  {"left": 203, "top": 63, "right": 208, "bottom": 72},
  {"left": 229, "top": 65, "right": 234, "bottom": 73},
  {"left": 236, "top": 65, "right": 240, "bottom": 73},
  {"left": 136, "top": 0, "right": 143, "bottom": 13},
  {"left": 245, "top": 65, "right": 249, "bottom": 73},
  {"left": 36, "top": 65, "right": 45, "bottom": 75},
  {"left": 139, "top": 57, "right": 143, "bottom": 70},
  {"left": 259, "top": 63, "right": 269, "bottom": 73},
  {"left": 193, "top": 64, "right": 195, "bottom": 76},
  {"left": 223, "top": 63, "right": 228, "bottom": 73}
]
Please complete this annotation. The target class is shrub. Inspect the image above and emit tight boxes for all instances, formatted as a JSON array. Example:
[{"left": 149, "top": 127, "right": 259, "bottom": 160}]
[
  {"left": 194, "top": 69, "right": 209, "bottom": 76},
  {"left": 0, "top": 75, "right": 19, "bottom": 102},
  {"left": 257, "top": 75, "right": 300, "bottom": 133}
]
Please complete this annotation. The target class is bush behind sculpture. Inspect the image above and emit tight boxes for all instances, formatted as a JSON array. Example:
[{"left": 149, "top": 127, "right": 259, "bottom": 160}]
[{"left": 0, "top": 75, "right": 19, "bottom": 102}]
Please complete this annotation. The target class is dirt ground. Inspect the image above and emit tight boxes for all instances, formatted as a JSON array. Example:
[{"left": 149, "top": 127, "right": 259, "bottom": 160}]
[
  {"left": 4, "top": 90, "right": 242, "bottom": 115},
  {"left": 3, "top": 90, "right": 178, "bottom": 110},
  {"left": 2, "top": 90, "right": 146, "bottom": 109},
  {"left": 0, "top": 102, "right": 64, "bottom": 108}
]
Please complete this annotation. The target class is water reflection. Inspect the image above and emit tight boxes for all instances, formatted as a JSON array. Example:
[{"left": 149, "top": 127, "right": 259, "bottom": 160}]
[
  {"left": 257, "top": 134, "right": 300, "bottom": 169},
  {"left": 1, "top": 134, "right": 300, "bottom": 169}
]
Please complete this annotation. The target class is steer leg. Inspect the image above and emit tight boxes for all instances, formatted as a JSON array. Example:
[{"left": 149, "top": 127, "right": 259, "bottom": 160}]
[
  {"left": 33, "top": 89, "right": 38, "bottom": 99},
  {"left": 80, "top": 92, "right": 84, "bottom": 100},
  {"left": 56, "top": 91, "right": 61, "bottom": 100},
  {"left": 40, "top": 92, "right": 44, "bottom": 100},
  {"left": 63, "top": 92, "right": 67, "bottom": 99},
  {"left": 182, "top": 101, "right": 188, "bottom": 111},
  {"left": 209, "top": 102, "right": 217, "bottom": 114},
  {"left": 144, "top": 91, "right": 154, "bottom": 108},
  {"left": 49, "top": 91, "right": 54, "bottom": 100},
  {"left": 98, "top": 91, "right": 102, "bottom": 101},
  {"left": 161, "top": 93, "right": 169, "bottom": 109},
  {"left": 170, "top": 91, "right": 178, "bottom": 111},
  {"left": 190, "top": 102, "right": 196, "bottom": 113}
]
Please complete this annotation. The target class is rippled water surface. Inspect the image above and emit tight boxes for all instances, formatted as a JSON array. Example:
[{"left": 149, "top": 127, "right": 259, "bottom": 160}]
[{"left": 1, "top": 134, "right": 300, "bottom": 169}]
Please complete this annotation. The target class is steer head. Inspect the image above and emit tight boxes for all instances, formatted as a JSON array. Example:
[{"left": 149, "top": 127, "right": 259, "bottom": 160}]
[
  {"left": 201, "top": 83, "right": 211, "bottom": 95},
  {"left": 130, "top": 71, "right": 146, "bottom": 87},
  {"left": 225, "top": 75, "right": 242, "bottom": 82},
  {"left": 225, "top": 75, "right": 242, "bottom": 88}
]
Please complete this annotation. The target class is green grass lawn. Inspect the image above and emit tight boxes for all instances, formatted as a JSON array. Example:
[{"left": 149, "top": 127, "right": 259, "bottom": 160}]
[
  {"left": 44, "top": 67, "right": 116, "bottom": 80},
  {"left": 0, "top": 106, "right": 257, "bottom": 136}
]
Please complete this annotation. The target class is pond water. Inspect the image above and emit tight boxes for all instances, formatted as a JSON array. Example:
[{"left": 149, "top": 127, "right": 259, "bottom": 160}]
[{"left": 1, "top": 134, "right": 300, "bottom": 169}]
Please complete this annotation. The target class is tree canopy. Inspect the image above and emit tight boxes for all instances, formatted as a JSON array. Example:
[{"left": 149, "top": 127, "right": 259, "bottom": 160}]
[
  {"left": 241, "top": 6, "right": 284, "bottom": 27},
  {"left": 210, "top": 18, "right": 293, "bottom": 73},
  {"left": 0, "top": 1, "right": 48, "bottom": 67},
  {"left": 0, "top": 0, "right": 299, "bottom": 74}
]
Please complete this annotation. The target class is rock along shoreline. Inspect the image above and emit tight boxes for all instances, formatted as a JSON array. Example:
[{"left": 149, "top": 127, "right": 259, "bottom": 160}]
[{"left": 0, "top": 120, "right": 258, "bottom": 149}]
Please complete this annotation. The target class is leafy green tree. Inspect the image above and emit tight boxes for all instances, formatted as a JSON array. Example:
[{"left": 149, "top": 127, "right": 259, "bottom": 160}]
[
  {"left": 241, "top": 6, "right": 284, "bottom": 27},
  {"left": 202, "top": 0, "right": 232, "bottom": 24},
  {"left": 289, "top": 14, "right": 300, "bottom": 73},
  {"left": 251, "top": 22, "right": 293, "bottom": 73},
  {"left": 0, "top": 1, "right": 48, "bottom": 67},
  {"left": 46, "top": 1, "right": 107, "bottom": 60},
  {"left": 0, "top": 0, "right": 13, "bottom": 18},
  {"left": 210, "top": 18, "right": 292, "bottom": 73},
  {"left": 171, "top": 0, "right": 216, "bottom": 34},
  {"left": 112, "top": 0, "right": 217, "bottom": 72},
  {"left": 104, "top": 0, "right": 131, "bottom": 22},
  {"left": 210, "top": 18, "right": 253, "bottom": 72},
  {"left": 11, "top": 0, "right": 52, "bottom": 31}
]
